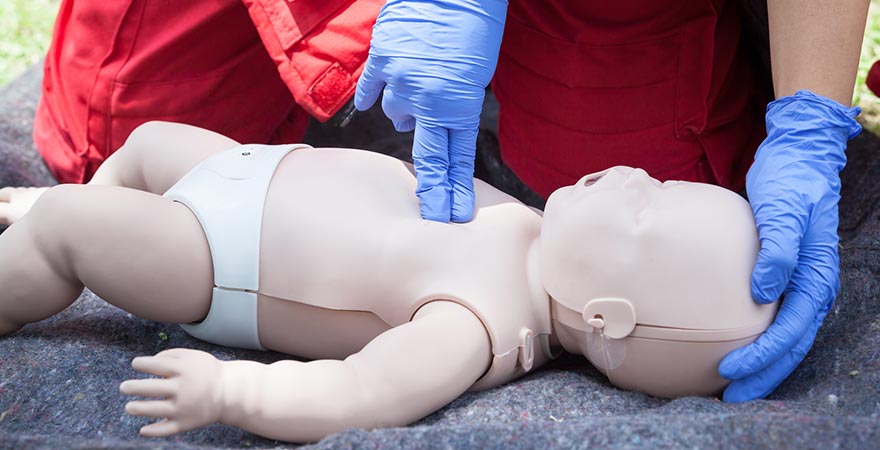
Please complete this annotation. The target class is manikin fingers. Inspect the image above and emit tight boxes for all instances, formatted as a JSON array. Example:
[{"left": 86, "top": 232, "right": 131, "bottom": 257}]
[
  {"left": 0, "top": 187, "right": 12, "bottom": 202},
  {"left": 153, "top": 347, "right": 203, "bottom": 359},
  {"left": 139, "top": 419, "right": 182, "bottom": 437},
  {"left": 125, "top": 400, "right": 177, "bottom": 419},
  {"left": 131, "top": 356, "right": 180, "bottom": 378},
  {"left": 120, "top": 378, "right": 178, "bottom": 398}
]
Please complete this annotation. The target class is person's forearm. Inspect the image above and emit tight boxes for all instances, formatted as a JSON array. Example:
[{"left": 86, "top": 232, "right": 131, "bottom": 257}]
[{"left": 768, "top": 0, "right": 870, "bottom": 105}]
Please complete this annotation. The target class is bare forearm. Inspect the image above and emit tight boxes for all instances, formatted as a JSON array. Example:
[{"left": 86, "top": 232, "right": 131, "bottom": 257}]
[{"left": 769, "top": 0, "right": 869, "bottom": 105}]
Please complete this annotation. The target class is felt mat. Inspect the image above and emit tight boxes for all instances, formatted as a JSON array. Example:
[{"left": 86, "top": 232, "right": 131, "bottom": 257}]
[{"left": 0, "top": 64, "right": 878, "bottom": 449}]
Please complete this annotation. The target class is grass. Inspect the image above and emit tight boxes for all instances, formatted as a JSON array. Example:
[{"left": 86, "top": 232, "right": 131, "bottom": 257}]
[
  {"left": 854, "top": 1, "right": 880, "bottom": 134},
  {"left": 0, "top": 0, "right": 60, "bottom": 87},
  {"left": 1, "top": 0, "right": 880, "bottom": 133}
]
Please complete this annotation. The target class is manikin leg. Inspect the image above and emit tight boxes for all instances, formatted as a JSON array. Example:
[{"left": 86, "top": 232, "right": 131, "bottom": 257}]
[
  {"left": 0, "top": 184, "right": 213, "bottom": 335},
  {"left": 0, "top": 121, "right": 240, "bottom": 334},
  {"left": 1, "top": 121, "right": 241, "bottom": 226}
]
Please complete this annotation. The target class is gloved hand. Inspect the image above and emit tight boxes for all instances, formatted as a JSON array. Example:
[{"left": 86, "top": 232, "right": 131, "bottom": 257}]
[
  {"left": 719, "top": 90, "right": 862, "bottom": 402},
  {"left": 355, "top": 0, "right": 508, "bottom": 222}
]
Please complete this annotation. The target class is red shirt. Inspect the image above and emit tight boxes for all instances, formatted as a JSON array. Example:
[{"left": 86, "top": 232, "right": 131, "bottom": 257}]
[
  {"left": 34, "top": 0, "right": 380, "bottom": 183},
  {"left": 35, "top": 0, "right": 764, "bottom": 195},
  {"left": 492, "top": 0, "right": 767, "bottom": 197}
]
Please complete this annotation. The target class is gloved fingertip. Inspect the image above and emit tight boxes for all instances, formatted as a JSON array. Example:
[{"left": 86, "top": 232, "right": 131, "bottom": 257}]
[
  {"left": 418, "top": 186, "right": 452, "bottom": 223},
  {"left": 718, "top": 358, "right": 738, "bottom": 380},
  {"left": 354, "top": 90, "right": 379, "bottom": 111},
  {"left": 751, "top": 291, "right": 778, "bottom": 305},
  {"left": 354, "top": 71, "right": 383, "bottom": 111},
  {"left": 722, "top": 384, "right": 752, "bottom": 403},
  {"left": 393, "top": 118, "right": 416, "bottom": 133},
  {"left": 421, "top": 207, "right": 451, "bottom": 223},
  {"left": 722, "top": 374, "right": 778, "bottom": 403},
  {"left": 450, "top": 194, "right": 475, "bottom": 223},
  {"left": 450, "top": 207, "right": 474, "bottom": 223},
  {"left": 751, "top": 272, "right": 783, "bottom": 304},
  {"left": 354, "top": 97, "right": 370, "bottom": 112}
]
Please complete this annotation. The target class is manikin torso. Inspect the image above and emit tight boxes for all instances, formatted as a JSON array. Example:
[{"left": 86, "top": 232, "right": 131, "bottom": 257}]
[{"left": 254, "top": 148, "right": 551, "bottom": 388}]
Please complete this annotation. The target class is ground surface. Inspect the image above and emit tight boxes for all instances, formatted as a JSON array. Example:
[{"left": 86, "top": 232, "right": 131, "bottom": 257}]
[{"left": 0, "top": 66, "right": 879, "bottom": 450}]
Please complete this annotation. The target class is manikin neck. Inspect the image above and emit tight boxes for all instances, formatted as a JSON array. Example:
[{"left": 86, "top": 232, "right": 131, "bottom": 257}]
[{"left": 527, "top": 238, "right": 579, "bottom": 357}]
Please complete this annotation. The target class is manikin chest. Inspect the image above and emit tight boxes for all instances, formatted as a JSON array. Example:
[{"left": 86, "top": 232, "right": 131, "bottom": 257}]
[{"left": 254, "top": 148, "right": 549, "bottom": 373}]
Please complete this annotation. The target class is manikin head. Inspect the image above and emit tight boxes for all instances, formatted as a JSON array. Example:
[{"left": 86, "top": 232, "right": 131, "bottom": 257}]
[{"left": 540, "top": 166, "right": 777, "bottom": 398}]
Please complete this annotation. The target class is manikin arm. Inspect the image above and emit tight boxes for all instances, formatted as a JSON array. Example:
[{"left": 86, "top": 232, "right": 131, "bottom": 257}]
[{"left": 120, "top": 301, "right": 491, "bottom": 442}]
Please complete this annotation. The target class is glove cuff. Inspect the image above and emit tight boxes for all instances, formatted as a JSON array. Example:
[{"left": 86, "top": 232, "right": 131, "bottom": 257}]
[{"left": 766, "top": 90, "right": 862, "bottom": 141}]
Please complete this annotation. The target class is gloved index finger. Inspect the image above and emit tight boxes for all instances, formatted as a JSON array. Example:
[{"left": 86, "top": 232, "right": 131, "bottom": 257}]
[
  {"left": 412, "top": 121, "right": 452, "bottom": 222},
  {"left": 355, "top": 55, "right": 385, "bottom": 111},
  {"left": 718, "top": 289, "right": 819, "bottom": 380},
  {"left": 447, "top": 127, "right": 478, "bottom": 223}
]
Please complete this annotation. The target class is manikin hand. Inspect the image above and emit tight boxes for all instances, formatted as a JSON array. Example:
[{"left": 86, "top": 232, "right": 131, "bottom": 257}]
[
  {"left": 355, "top": 0, "right": 508, "bottom": 222},
  {"left": 719, "top": 91, "right": 862, "bottom": 402},
  {"left": 0, "top": 187, "right": 49, "bottom": 225},
  {"left": 120, "top": 348, "right": 225, "bottom": 437}
]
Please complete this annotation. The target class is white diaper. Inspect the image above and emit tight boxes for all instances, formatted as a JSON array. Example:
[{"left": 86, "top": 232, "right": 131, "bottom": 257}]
[{"left": 163, "top": 143, "right": 311, "bottom": 350}]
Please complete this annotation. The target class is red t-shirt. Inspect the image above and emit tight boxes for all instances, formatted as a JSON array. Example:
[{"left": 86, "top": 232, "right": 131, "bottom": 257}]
[
  {"left": 35, "top": 0, "right": 765, "bottom": 195},
  {"left": 492, "top": 0, "right": 767, "bottom": 197}
]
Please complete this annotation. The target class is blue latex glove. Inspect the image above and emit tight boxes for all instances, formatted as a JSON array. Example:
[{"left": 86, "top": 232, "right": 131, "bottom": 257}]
[
  {"left": 719, "top": 90, "right": 862, "bottom": 402},
  {"left": 355, "top": 0, "right": 508, "bottom": 222}
]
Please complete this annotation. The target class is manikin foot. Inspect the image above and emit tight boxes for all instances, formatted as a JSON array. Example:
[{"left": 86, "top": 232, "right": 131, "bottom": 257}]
[{"left": 0, "top": 187, "right": 50, "bottom": 225}]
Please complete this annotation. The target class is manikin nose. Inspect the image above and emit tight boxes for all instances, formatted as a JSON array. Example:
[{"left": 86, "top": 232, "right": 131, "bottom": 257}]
[
  {"left": 624, "top": 168, "right": 655, "bottom": 185},
  {"left": 579, "top": 166, "right": 633, "bottom": 187}
]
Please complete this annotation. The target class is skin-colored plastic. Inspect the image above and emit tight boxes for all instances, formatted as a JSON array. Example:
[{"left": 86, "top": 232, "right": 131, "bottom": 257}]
[{"left": 0, "top": 121, "right": 776, "bottom": 442}]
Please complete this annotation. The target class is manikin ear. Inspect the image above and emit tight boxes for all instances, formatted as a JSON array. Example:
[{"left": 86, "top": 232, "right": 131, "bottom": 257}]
[
  {"left": 581, "top": 297, "right": 636, "bottom": 339},
  {"left": 577, "top": 297, "right": 636, "bottom": 373}
]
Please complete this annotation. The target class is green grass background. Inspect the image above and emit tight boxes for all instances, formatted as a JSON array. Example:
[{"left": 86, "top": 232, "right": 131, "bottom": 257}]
[
  {"left": 0, "top": 0, "right": 60, "bottom": 87},
  {"left": 2, "top": 0, "right": 880, "bottom": 132},
  {"left": 855, "top": 1, "right": 880, "bottom": 134}
]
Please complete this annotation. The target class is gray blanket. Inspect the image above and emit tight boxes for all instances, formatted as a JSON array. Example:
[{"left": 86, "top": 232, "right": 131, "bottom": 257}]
[{"left": 1, "top": 64, "right": 878, "bottom": 449}]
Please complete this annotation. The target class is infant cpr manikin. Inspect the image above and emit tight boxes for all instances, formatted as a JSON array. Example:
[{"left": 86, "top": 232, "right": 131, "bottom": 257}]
[
  {"left": 0, "top": 122, "right": 778, "bottom": 442},
  {"left": 166, "top": 144, "right": 776, "bottom": 398}
]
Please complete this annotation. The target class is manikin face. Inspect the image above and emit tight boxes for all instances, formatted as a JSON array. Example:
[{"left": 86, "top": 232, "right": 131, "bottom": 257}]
[{"left": 540, "top": 166, "right": 771, "bottom": 361}]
